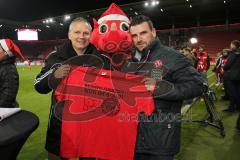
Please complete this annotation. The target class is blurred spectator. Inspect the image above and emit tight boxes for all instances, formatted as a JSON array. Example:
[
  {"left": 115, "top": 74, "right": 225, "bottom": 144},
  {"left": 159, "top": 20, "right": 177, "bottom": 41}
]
[
  {"left": 191, "top": 48, "right": 197, "bottom": 55},
  {"left": 212, "top": 52, "right": 222, "bottom": 85},
  {"left": 0, "top": 39, "right": 25, "bottom": 108},
  {"left": 223, "top": 40, "right": 240, "bottom": 112},
  {"left": 194, "top": 45, "right": 210, "bottom": 79},
  {"left": 237, "top": 114, "right": 240, "bottom": 132},
  {"left": 213, "top": 49, "right": 229, "bottom": 86},
  {"left": 25, "top": 59, "right": 32, "bottom": 70},
  {"left": 182, "top": 47, "right": 197, "bottom": 66}
]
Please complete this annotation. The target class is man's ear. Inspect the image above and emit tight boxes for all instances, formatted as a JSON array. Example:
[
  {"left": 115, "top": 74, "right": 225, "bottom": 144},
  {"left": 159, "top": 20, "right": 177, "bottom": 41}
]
[
  {"left": 68, "top": 32, "right": 71, "bottom": 40},
  {"left": 152, "top": 28, "right": 157, "bottom": 38}
]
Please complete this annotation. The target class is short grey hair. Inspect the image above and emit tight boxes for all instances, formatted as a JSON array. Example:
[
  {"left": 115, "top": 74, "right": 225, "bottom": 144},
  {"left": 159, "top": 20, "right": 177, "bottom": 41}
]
[{"left": 69, "top": 17, "right": 92, "bottom": 32}]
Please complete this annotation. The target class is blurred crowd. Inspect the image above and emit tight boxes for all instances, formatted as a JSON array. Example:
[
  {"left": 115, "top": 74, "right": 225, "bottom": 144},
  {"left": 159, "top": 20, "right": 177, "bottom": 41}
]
[{"left": 180, "top": 40, "right": 240, "bottom": 131}]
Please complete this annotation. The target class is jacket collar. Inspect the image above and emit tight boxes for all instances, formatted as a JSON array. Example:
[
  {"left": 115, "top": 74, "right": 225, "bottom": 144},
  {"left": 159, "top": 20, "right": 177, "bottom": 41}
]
[
  {"left": 0, "top": 56, "right": 15, "bottom": 65},
  {"left": 233, "top": 49, "right": 240, "bottom": 55},
  {"left": 58, "top": 40, "right": 97, "bottom": 59}
]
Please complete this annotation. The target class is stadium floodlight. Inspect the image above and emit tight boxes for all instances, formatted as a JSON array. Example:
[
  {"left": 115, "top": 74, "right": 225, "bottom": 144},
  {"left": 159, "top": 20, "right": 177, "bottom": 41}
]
[
  {"left": 190, "top": 37, "right": 198, "bottom": 44},
  {"left": 60, "top": 23, "right": 64, "bottom": 26},
  {"left": 145, "top": 1, "right": 159, "bottom": 7},
  {"left": 144, "top": 2, "right": 149, "bottom": 7},
  {"left": 151, "top": 1, "right": 156, "bottom": 6},
  {"left": 64, "top": 15, "right": 71, "bottom": 21},
  {"left": 161, "top": 8, "right": 164, "bottom": 12},
  {"left": 190, "top": 4, "right": 192, "bottom": 8},
  {"left": 49, "top": 18, "right": 53, "bottom": 23},
  {"left": 0, "top": 25, "right": 2, "bottom": 28}
]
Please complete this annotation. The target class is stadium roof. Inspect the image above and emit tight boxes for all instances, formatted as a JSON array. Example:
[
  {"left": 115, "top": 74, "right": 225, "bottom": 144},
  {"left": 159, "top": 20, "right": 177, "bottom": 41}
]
[{"left": 0, "top": 0, "right": 239, "bottom": 39}]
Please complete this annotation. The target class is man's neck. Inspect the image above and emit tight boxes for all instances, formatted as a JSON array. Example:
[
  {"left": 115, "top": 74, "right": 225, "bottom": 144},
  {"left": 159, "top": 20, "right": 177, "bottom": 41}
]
[
  {"left": 134, "top": 50, "right": 142, "bottom": 61},
  {"left": 73, "top": 47, "right": 87, "bottom": 56}
]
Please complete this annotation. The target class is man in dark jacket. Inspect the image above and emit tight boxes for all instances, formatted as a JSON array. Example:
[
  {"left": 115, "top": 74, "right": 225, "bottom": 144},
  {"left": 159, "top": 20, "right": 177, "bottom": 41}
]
[
  {"left": 34, "top": 17, "right": 102, "bottom": 160},
  {"left": 223, "top": 40, "right": 240, "bottom": 112},
  {"left": 0, "top": 39, "right": 25, "bottom": 108},
  {"left": 126, "top": 15, "right": 205, "bottom": 160}
]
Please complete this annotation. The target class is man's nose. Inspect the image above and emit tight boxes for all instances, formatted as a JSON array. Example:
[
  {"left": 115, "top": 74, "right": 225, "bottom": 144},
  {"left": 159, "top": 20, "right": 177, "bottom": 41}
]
[
  {"left": 136, "top": 35, "right": 142, "bottom": 42},
  {"left": 79, "top": 33, "right": 84, "bottom": 38},
  {"left": 110, "top": 23, "right": 117, "bottom": 31}
]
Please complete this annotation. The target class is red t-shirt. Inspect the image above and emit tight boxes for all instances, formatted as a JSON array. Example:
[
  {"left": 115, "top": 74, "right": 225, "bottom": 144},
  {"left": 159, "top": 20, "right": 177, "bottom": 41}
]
[
  {"left": 55, "top": 66, "right": 154, "bottom": 160},
  {"left": 196, "top": 51, "right": 209, "bottom": 72}
]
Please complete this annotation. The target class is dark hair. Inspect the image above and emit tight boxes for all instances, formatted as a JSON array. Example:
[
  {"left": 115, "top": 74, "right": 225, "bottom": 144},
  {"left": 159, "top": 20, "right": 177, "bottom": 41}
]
[
  {"left": 183, "top": 48, "right": 191, "bottom": 53},
  {"left": 231, "top": 40, "right": 240, "bottom": 48},
  {"left": 130, "top": 15, "right": 154, "bottom": 30},
  {"left": 198, "top": 45, "right": 205, "bottom": 49},
  {"left": 222, "top": 48, "right": 230, "bottom": 53}
]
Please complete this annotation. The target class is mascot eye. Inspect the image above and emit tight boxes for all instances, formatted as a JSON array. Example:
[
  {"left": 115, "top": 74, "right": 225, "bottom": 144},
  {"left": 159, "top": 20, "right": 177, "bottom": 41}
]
[
  {"left": 120, "top": 22, "right": 129, "bottom": 31},
  {"left": 99, "top": 24, "right": 108, "bottom": 34}
]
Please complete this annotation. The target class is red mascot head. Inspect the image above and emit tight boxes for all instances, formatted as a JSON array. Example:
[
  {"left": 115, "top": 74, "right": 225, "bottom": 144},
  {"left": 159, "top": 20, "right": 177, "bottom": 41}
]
[{"left": 91, "top": 3, "right": 133, "bottom": 67}]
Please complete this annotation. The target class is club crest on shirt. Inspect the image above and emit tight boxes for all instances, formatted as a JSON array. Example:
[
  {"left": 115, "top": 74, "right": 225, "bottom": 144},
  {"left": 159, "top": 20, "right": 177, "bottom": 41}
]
[{"left": 154, "top": 59, "right": 163, "bottom": 69}]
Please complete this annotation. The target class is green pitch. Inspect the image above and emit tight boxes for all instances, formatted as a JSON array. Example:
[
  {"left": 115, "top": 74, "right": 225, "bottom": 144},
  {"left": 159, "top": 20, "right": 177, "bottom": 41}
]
[{"left": 16, "top": 66, "right": 240, "bottom": 160}]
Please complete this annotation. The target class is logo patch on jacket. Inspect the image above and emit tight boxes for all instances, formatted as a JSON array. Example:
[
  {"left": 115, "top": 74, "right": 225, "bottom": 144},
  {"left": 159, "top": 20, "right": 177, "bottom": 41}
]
[{"left": 154, "top": 60, "right": 163, "bottom": 68}]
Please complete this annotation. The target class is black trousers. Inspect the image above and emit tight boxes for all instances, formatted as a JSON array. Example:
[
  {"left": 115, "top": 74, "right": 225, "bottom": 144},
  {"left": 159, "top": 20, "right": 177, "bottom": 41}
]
[
  {"left": 237, "top": 113, "right": 240, "bottom": 130},
  {"left": 223, "top": 78, "right": 229, "bottom": 98},
  {"left": 134, "top": 153, "right": 174, "bottom": 160},
  {"left": 225, "top": 80, "right": 240, "bottom": 110}
]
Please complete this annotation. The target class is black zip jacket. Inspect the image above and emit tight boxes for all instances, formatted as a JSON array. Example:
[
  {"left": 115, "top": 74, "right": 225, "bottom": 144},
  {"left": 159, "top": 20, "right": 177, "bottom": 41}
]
[
  {"left": 123, "top": 38, "right": 205, "bottom": 155},
  {"left": 224, "top": 50, "right": 240, "bottom": 80},
  {"left": 0, "top": 57, "right": 19, "bottom": 108}
]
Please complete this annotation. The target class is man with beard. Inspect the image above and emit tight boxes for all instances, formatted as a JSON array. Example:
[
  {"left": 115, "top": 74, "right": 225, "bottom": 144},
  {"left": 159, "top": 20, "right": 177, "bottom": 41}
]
[{"left": 126, "top": 15, "right": 205, "bottom": 160}]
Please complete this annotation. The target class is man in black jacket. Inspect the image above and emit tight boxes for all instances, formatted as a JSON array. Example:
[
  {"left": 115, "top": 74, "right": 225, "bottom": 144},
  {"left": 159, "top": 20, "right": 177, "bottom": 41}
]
[
  {"left": 126, "top": 15, "right": 205, "bottom": 160},
  {"left": 0, "top": 39, "right": 25, "bottom": 108},
  {"left": 34, "top": 17, "right": 102, "bottom": 160},
  {"left": 223, "top": 40, "right": 240, "bottom": 112}
]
